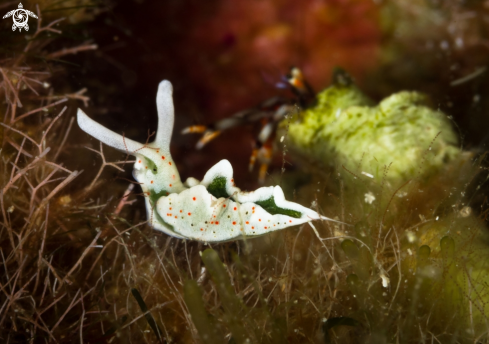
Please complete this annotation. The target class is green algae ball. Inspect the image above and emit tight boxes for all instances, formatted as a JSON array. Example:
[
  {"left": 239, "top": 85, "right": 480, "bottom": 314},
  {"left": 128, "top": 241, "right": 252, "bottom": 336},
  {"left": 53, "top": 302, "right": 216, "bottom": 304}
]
[{"left": 285, "top": 71, "right": 460, "bottom": 182}]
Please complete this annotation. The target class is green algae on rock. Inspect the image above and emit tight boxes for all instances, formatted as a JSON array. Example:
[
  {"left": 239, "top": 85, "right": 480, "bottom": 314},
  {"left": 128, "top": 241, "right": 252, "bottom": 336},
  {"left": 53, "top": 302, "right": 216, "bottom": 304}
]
[{"left": 285, "top": 70, "right": 461, "bottom": 182}]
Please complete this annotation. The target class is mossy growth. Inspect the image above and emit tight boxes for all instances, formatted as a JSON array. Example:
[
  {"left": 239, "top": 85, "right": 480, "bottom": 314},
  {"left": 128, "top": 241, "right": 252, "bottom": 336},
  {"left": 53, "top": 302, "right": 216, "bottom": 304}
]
[{"left": 285, "top": 69, "right": 461, "bottom": 183}]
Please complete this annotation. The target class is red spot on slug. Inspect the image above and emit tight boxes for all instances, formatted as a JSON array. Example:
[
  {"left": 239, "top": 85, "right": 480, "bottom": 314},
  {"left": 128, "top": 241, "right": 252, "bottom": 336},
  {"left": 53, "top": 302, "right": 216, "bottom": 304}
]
[
  {"left": 200, "top": 228, "right": 203, "bottom": 231},
  {"left": 259, "top": 219, "right": 261, "bottom": 222},
  {"left": 180, "top": 210, "right": 182, "bottom": 213},
  {"left": 188, "top": 212, "right": 191, "bottom": 216},
  {"left": 233, "top": 207, "right": 237, "bottom": 211},
  {"left": 264, "top": 226, "right": 267, "bottom": 229},
  {"left": 246, "top": 221, "right": 249, "bottom": 224},
  {"left": 232, "top": 221, "right": 236, "bottom": 225},
  {"left": 169, "top": 184, "right": 172, "bottom": 187},
  {"left": 223, "top": 204, "right": 226, "bottom": 208},
  {"left": 151, "top": 181, "right": 154, "bottom": 184},
  {"left": 215, "top": 221, "right": 219, "bottom": 225},
  {"left": 161, "top": 156, "right": 165, "bottom": 159},
  {"left": 193, "top": 197, "right": 196, "bottom": 201},
  {"left": 138, "top": 160, "right": 141, "bottom": 163},
  {"left": 169, "top": 162, "right": 172, "bottom": 165}
]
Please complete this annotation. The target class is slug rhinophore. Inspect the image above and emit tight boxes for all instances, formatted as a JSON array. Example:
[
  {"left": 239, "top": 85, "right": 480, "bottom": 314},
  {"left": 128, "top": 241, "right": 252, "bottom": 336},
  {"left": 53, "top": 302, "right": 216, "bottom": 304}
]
[{"left": 77, "top": 80, "right": 340, "bottom": 242}]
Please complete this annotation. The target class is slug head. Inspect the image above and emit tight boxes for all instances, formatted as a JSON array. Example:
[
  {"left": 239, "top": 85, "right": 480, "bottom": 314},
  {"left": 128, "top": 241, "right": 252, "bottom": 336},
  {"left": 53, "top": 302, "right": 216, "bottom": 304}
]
[{"left": 77, "top": 80, "right": 185, "bottom": 198}]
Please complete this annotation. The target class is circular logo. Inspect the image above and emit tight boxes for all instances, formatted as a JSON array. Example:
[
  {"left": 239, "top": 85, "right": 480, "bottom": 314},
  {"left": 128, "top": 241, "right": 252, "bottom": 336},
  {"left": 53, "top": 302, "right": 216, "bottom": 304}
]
[{"left": 13, "top": 9, "right": 28, "bottom": 28}]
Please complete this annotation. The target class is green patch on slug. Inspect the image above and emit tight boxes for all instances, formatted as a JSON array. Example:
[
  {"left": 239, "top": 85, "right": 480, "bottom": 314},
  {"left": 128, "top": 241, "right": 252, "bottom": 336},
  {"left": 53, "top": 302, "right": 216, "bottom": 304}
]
[
  {"left": 255, "top": 196, "right": 302, "bottom": 218},
  {"left": 148, "top": 189, "right": 175, "bottom": 232},
  {"left": 145, "top": 158, "right": 158, "bottom": 174},
  {"left": 206, "top": 176, "right": 229, "bottom": 199},
  {"left": 149, "top": 189, "right": 169, "bottom": 205}
]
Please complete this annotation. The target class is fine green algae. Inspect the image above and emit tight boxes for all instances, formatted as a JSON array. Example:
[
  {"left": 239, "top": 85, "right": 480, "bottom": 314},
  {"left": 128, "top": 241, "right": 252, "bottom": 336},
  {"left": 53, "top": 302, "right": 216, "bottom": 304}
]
[
  {"left": 206, "top": 176, "right": 229, "bottom": 199},
  {"left": 285, "top": 70, "right": 460, "bottom": 182},
  {"left": 201, "top": 249, "right": 248, "bottom": 343},
  {"left": 183, "top": 280, "right": 222, "bottom": 344},
  {"left": 131, "top": 288, "right": 163, "bottom": 342},
  {"left": 255, "top": 196, "right": 302, "bottom": 218}
]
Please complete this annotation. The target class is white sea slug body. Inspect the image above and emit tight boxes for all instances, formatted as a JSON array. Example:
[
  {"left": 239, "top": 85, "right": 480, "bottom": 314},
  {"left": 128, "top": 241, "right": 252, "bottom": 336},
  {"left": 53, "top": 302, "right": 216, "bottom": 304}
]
[{"left": 77, "top": 80, "right": 336, "bottom": 242}]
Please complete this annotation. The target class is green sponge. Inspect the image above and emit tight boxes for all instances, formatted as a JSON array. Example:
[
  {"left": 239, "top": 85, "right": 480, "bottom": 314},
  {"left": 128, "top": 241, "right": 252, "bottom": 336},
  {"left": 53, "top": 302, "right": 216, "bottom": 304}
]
[{"left": 286, "top": 70, "right": 460, "bottom": 182}]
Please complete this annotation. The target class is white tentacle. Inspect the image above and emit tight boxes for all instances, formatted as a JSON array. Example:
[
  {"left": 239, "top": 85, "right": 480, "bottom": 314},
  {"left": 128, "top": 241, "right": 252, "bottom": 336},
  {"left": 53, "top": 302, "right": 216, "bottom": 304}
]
[
  {"left": 154, "top": 80, "right": 175, "bottom": 152},
  {"left": 77, "top": 109, "right": 144, "bottom": 154}
]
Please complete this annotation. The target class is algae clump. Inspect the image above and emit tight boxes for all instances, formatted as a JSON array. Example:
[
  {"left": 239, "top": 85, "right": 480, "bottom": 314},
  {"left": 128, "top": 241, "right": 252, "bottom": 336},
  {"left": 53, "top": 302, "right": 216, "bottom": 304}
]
[{"left": 286, "top": 70, "right": 461, "bottom": 182}]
